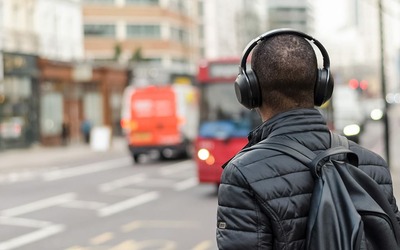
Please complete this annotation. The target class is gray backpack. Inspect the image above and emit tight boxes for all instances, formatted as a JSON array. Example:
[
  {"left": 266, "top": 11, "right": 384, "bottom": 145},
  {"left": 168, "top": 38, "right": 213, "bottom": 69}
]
[{"left": 255, "top": 133, "right": 400, "bottom": 249}]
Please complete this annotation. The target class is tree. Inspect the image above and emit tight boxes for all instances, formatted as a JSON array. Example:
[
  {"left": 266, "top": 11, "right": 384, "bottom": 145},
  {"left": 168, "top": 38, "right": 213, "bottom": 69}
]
[
  {"left": 130, "top": 47, "right": 145, "bottom": 62},
  {"left": 113, "top": 43, "right": 122, "bottom": 61}
]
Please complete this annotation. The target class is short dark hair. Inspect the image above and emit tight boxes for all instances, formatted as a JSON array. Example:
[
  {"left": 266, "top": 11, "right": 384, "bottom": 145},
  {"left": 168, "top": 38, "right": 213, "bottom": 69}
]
[{"left": 251, "top": 34, "right": 317, "bottom": 111}]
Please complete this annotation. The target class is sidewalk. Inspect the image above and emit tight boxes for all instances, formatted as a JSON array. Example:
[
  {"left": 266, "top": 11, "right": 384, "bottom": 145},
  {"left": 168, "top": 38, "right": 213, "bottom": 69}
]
[{"left": 0, "top": 136, "right": 130, "bottom": 173}]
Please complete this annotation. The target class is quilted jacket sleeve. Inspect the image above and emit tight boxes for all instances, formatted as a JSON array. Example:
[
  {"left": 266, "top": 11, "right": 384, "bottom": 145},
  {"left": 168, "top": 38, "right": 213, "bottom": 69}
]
[
  {"left": 216, "top": 162, "right": 273, "bottom": 249},
  {"left": 352, "top": 143, "right": 400, "bottom": 226}
]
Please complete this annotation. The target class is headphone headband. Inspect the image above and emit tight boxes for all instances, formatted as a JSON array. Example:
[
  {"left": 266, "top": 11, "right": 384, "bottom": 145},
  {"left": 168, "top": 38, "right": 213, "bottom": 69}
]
[{"left": 239, "top": 28, "right": 330, "bottom": 75}]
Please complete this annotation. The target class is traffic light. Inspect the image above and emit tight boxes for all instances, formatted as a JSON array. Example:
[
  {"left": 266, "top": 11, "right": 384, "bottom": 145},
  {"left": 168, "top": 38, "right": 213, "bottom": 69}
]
[
  {"left": 359, "top": 80, "right": 368, "bottom": 90},
  {"left": 348, "top": 79, "right": 359, "bottom": 89},
  {"left": 348, "top": 79, "right": 368, "bottom": 94}
]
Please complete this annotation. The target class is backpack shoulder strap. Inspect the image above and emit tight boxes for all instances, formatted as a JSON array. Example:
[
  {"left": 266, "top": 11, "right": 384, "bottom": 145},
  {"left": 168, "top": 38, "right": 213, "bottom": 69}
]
[
  {"left": 252, "top": 134, "right": 358, "bottom": 178},
  {"left": 329, "top": 132, "right": 358, "bottom": 166},
  {"left": 330, "top": 131, "right": 349, "bottom": 149},
  {"left": 247, "top": 137, "right": 316, "bottom": 166}
]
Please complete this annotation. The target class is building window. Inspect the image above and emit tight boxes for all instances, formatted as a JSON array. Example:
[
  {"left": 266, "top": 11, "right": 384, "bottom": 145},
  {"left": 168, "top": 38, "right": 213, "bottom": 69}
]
[
  {"left": 146, "top": 58, "right": 162, "bottom": 64},
  {"left": 41, "top": 92, "right": 63, "bottom": 136},
  {"left": 84, "top": 24, "right": 116, "bottom": 37},
  {"left": 0, "top": 77, "right": 33, "bottom": 141},
  {"left": 82, "top": 0, "right": 114, "bottom": 4},
  {"left": 169, "top": 0, "right": 186, "bottom": 13},
  {"left": 125, "top": 0, "right": 159, "bottom": 5},
  {"left": 84, "top": 92, "right": 103, "bottom": 126},
  {"left": 171, "top": 27, "right": 189, "bottom": 44},
  {"left": 126, "top": 25, "right": 161, "bottom": 39}
]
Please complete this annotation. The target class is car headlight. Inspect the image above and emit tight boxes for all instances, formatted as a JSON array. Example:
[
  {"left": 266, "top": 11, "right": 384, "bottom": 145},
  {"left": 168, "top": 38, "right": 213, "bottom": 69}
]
[
  {"left": 370, "top": 109, "right": 383, "bottom": 121},
  {"left": 343, "top": 124, "right": 361, "bottom": 136},
  {"left": 197, "top": 148, "right": 210, "bottom": 161}
]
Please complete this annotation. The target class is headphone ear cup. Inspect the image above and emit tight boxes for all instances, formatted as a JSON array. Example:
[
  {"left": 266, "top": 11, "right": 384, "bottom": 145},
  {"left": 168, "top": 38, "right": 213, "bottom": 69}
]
[
  {"left": 234, "top": 73, "right": 250, "bottom": 108},
  {"left": 246, "top": 69, "right": 262, "bottom": 108},
  {"left": 234, "top": 69, "right": 261, "bottom": 109},
  {"left": 235, "top": 69, "right": 262, "bottom": 109},
  {"left": 314, "top": 69, "right": 334, "bottom": 106}
]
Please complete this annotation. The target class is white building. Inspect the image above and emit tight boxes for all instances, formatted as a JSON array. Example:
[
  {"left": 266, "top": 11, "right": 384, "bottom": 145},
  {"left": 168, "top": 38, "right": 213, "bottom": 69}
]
[
  {"left": 0, "top": 0, "right": 83, "bottom": 61},
  {"left": 199, "top": 0, "right": 267, "bottom": 59},
  {"left": 315, "top": 0, "right": 400, "bottom": 96},
  {"left": 199, "top": 0, "right": 315, "bottom": 60},
  {"left": 267, "top": 0, "right": 315, "bottom": 33}
]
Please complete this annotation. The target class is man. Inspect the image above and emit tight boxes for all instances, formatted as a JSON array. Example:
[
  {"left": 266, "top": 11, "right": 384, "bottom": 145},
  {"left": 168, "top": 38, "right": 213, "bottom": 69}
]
[{"left": 216, "top": 29, "right": 400, "bottom": 249}]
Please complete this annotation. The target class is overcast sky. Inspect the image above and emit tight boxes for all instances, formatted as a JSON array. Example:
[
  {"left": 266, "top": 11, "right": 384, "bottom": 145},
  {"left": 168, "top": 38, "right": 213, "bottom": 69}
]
[{"left": 315, "top": 0, "right": 347, "bottom": 35}]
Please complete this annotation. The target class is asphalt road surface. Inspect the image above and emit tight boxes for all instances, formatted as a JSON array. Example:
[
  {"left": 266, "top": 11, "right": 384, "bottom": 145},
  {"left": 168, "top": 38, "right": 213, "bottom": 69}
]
[
  {"left": 0, "top": 157, "right": 218, "bottom": 250},
  {"left": 1, "top": 103, "right": 400, "bottom": 250}
]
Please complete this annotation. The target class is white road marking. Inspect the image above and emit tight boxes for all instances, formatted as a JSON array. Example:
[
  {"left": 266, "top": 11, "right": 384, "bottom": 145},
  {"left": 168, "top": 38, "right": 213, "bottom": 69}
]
[
  {"left": 106, "top": 188, "right": 147, "bottom": 197},
  {"left": 0, "top": 217, "right": 52, "bottom": 228},
  {"left": 173, "top": 177, "right": 199, "bottom": 191},
  {"left": 0, "top": 172, "right": 37, "bottom": 183},
  {"left": 0, "top": 224, "right": 64, "bottom": 250},
  {"left": 159, "top": 160, "right": 193, "bottom": 176},
  {"left": 0, "top": 193, "right": 76, "bottom": 217},
  {"left": 133, "top": 178, "right": 175, "bottom": 187},
  {"left": 42, "top": 157, "right": 130, "bottom": 181},
  {"left": 59, "top": 200, "right": 106, "bottom": 210},
  {"left": 99, "top": 173, "right": 146, "bottom": 192},
  {"left": 121, "top": 220, "right": 200, "bottom": 232},
  {"left": 98, "top": 191, "right": 159, "bottom": 217}
]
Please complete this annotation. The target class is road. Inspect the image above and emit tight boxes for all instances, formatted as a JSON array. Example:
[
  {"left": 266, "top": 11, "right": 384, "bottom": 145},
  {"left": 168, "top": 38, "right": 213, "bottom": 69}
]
[
  {"left": 1, "top": 104, "right": 400, "bottom": 250},
  {"left": 0, "top": 157, "right": 218, "bottom": 250}
]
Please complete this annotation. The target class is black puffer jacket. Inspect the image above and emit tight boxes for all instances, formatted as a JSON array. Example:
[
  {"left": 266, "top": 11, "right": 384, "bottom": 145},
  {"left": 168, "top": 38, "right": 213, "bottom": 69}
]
[{"left": 216, "top": 108, "right": 400, "bottom": 250}]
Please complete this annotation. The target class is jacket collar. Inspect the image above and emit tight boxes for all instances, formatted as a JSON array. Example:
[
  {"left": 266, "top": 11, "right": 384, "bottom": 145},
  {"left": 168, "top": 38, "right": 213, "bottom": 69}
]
[
  {"left": 221, "top": 108, "right": 326, "bottom": 169},
  {"left": 247, "top": 108, "right": 327, "bottom": 146}
]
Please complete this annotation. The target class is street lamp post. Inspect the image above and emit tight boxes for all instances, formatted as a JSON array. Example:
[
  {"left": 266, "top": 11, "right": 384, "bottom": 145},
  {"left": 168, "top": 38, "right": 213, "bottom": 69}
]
[{"left": 378, "top": 0, "right": 390, "bottom": 166}]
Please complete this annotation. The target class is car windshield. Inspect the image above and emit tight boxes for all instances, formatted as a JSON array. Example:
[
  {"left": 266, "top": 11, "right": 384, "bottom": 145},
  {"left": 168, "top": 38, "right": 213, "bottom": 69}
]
[{"left": 198, "top": 83, "right": 261, "bottom": 138}]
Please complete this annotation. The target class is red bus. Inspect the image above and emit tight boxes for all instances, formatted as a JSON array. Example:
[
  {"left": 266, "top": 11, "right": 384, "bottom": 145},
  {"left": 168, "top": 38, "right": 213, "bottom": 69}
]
[{"left": 195, "top": 58, "right": 261, "bottom": 185}]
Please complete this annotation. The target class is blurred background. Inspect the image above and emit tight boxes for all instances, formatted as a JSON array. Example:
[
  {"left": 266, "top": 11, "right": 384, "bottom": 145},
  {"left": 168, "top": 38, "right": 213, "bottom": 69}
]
[{"left": 0, "top": 0, "right": 400, "bottom": 249}]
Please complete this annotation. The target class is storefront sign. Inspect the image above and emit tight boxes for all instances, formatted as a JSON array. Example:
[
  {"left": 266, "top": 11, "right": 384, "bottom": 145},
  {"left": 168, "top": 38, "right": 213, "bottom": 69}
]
[{"left": 3, "top": 52, "right": 38, "bottom": 76}]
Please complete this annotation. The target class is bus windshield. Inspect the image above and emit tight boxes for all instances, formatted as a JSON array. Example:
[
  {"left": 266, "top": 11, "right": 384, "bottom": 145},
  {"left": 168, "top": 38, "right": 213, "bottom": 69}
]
[{"left": 199, "top": 82, "right": 260, "bottom": 139}]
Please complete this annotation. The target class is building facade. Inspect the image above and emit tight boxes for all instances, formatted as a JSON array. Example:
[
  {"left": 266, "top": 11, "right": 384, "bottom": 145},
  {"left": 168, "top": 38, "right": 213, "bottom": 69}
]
[
  {"left": 199, "top": 0, "right": 267, "bottom": 59},
  {"left": 38, "top": 59, "right": 127, "bottom": 145},
  {"left": 1, "top": 0, "right": 83, "bottom": 61},
  {"left": 267, "top": 0, "right": 314, "bottom": 33},
  {"left": 198, "top": 0, "right": 314, "bottom": 60},
  {"left": 0, "top": 52, "right": 39, "bottom": 149},
  {"left": 0, "top": 0, "right": 87, "bottom": 149},
  {"left": 82, "top": 0, "right": 200, "bottom": 80},
  {"left": 0, "top": 0, "right": 129, "bottom": 149}
]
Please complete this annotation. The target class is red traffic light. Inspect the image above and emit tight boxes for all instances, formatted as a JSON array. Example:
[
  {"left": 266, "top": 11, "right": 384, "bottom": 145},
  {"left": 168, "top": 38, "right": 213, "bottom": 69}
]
[
  {"left": 359, "top": 80, "right": 368, "bottom": 90},
  {"left": 348, "top": 79, "right": 359, "bottom": 89}
]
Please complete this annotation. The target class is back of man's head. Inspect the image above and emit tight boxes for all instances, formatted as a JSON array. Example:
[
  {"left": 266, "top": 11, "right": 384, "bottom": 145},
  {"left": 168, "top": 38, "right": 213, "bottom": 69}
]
[{"left": 251, "top": 34, "right": 317, "bottom": 112}]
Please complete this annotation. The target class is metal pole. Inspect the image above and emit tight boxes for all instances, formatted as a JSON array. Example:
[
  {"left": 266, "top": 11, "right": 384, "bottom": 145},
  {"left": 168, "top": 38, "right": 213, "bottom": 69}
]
[{"left": 378, "top": 0, "right": 390, "bottom": 166}]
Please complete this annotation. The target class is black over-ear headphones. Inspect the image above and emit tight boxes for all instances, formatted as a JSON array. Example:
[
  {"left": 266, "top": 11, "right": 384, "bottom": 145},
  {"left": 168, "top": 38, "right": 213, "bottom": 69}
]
[{"left": 234, "top": 28, "right": 334, "bottom": 109}]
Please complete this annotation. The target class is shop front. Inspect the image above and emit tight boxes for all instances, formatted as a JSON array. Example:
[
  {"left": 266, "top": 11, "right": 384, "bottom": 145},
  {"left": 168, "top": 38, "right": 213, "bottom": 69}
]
[
  {"left": 0, "top": 52, "right": 39, "bottom": 150},
  {"left": 38, "top": 59, "right": 128, "bottom": 146},
  {"left": 38, "top": 59, "right": 72, "bottom": 145},
  {"left": 91, "top": 65, "right": 128, "bottom": 137}
]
